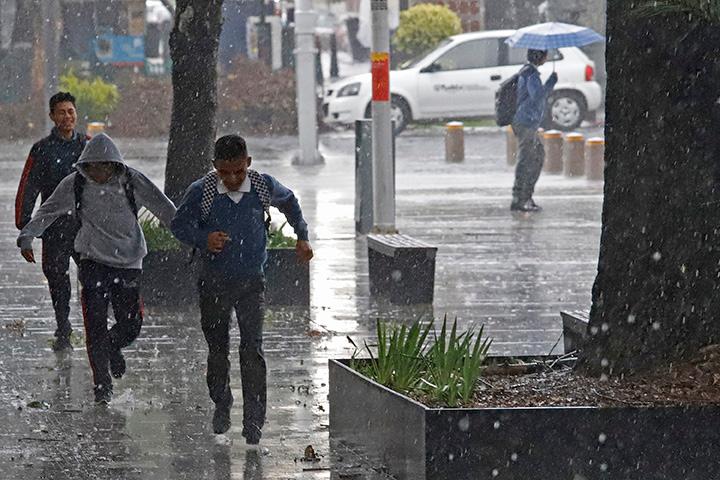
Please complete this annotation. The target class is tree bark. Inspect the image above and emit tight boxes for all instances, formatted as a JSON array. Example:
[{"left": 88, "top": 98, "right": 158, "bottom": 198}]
[
  {"left": 578, "top": 3, "right": 720, "bottom": 375},
  {"left": 165, "top": 0, "right": 224, "bottom": 203}
]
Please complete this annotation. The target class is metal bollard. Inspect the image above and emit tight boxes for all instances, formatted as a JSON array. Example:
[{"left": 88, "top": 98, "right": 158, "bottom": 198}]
[
  {"left": 586, "top": 137, "right": 605, "bottom": 181},
  {"left": 445, "top": 121, "right": 464, "bottom": 163},
  {"left": 543, "top": 130, "right": 563, "bottom": 173},
  {"left": 563, "top": 132, "right": 585, "bottom": 177},
  {"left": 506, "top": 126, "right": 517, "bottom": 166},
  {"left": 87, "top": 122, "right": 105, "bottom": 137},
  {"left": 355, "top": 119, "right": 396, "bottom": 235}
]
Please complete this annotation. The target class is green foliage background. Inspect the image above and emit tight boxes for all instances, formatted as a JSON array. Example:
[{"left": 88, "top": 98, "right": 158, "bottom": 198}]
[
  {"left": 392, "top": 4, "right": 462, "bottom": 58},
  {"left": 59, "top": 70, "right": 120, "bottom": 123}
]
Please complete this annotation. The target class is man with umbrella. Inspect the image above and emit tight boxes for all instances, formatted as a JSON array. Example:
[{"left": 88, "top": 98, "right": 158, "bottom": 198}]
[
  {"left": 510, "top": 49, "right": 557, "bottom": 212},
  {"left": 505, "top": 22, "right": 604, "bottom": 212}
]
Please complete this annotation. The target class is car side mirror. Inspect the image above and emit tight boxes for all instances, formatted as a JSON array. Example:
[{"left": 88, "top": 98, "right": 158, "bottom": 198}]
[{"left": 420, "top": 63, "right": 440, "bottom": 73}]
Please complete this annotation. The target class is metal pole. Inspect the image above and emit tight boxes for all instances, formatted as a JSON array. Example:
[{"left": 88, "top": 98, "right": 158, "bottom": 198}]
[
  {"left": 257, "top": 0, "right": 272, "bottom": 67},
  {"left": 293, "top": 0, "right": 323, "bottom": 165},
  {"left": 371, "top": 0, "right": 395, "bottom": 232}
]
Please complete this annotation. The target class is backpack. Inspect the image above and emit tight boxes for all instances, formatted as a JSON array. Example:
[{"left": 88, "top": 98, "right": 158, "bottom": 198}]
[
  {"left": 495, "top": 64, "right": 531, "bottom": 127},
  {"left": 73, "top": 170, "right": 138, "bottom": 227},
  {"left": 199, "top": 169, "right": 272, "bottom": 232}
]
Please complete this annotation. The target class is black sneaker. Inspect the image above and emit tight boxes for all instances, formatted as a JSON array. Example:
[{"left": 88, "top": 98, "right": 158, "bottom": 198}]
[
  {"left": 109, "top": 349, "right": 126, "bottom": 379},
  {"left": 212, "top": 396, "right": 233, "bottom": 434},
  {"left": 528, "top": 198, "right": 542, "bottom": 211},
  {"left": 51, "top": 335, "right": 73, "bottom": 352},
  {"left": 242, "top": 425, "right": 262, "bottom": 445},
  {"left": 510, "top": 200, "right": 542, "bottom": 212},
  {"left": 94, "top": 384, "right": 113, "bottom": 405}
]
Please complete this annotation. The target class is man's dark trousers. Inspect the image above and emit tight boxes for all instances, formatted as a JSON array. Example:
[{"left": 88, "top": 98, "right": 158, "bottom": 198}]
[
  {"left": 199, "top": 275, "right": 267, "bottom": 435},
  {"left": 512, "top": 124, "right": 545, "bottom": 204},
  {"left": 41, "top": 221, "right": 79, "bottom": 339},
  {"left": 78, "top": 260, "right": 143, "bottom": 389}
]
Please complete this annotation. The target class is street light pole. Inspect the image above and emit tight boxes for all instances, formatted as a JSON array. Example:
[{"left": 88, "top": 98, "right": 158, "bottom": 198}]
[
  {"left": 371, "top": 0, "right": 395, "bottom": 232},
  {"left": 293, "top": 0, "right": 324, "bottom": 165}
]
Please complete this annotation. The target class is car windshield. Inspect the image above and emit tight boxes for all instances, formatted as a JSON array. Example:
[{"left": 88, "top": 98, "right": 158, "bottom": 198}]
[{"left": 397, "top": 39, "right": 453, "bottom": 70}]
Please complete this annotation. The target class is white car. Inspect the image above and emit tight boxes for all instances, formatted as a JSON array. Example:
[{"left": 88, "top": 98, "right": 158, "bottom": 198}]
[{"left": 323, "top": 29, "right": 603, "bottom": 133}]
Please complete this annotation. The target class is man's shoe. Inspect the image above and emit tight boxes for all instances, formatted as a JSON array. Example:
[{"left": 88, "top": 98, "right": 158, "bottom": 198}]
[
  {"left": 528, "top": 198, "right": 542, "bottom": 211},
  {"left": 242, "top": 425, "right": 262, "bottom": 445},
  {"left": 94, "top": 384, "right": 113, "bottom": 405},
  {"left": 51, "top": 335, "right": 73, "bottom": 352},
  {"left": 510, "top": 200, "right": 541, "bottom": 212},
  {"left": 109, "top": 349, "right": 126, "bottom": 379},
  {"left": 212, "top": 396, "right": 233, "bottom": 434}
]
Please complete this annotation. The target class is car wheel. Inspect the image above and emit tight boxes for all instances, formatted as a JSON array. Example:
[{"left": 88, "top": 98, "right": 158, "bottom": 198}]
[
  {"left": 547, "top": 91, "right": 586, "bottom": 131},
  {"left": 364, "top": 95, "right": 412, "bottom": 135}
]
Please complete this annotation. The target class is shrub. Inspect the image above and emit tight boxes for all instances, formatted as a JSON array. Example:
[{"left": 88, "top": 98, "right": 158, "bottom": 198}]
[
  {"left": 392, "top": 4, "right": 462, "bottom": 58},
  {"left": 139, "top": 210, "right": 182, "bottom": 252},
  {"left": 59, "top": 70, "right": 119, "bottom": 123},
  {"left": 218, "top": 57, "right": 298, "bottom": 135},
  {"left": 267, "top": 221, "right": 297, "bottom": 249},
  {"left": 109, "top": 72, "right": 172, "bottom": 137}
]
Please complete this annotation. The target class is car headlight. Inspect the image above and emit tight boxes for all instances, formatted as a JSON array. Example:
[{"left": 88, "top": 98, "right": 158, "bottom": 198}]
[{"left": 337, "top": 82, "right": 361, "bottom": 97}]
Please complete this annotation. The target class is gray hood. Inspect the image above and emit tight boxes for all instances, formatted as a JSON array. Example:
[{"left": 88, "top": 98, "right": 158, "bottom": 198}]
[{"left": 75, "top": 133, "right": 126, "bottom": 175}]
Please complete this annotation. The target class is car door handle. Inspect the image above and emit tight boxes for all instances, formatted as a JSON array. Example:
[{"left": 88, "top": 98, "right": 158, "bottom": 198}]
[{"left": 490, "top": 75, "right": 502, "bottom": 81}]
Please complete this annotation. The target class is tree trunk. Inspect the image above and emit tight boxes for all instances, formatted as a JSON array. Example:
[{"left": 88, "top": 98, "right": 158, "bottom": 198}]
[
  {"left": 164, "top": 0, "right": 224, "bottom": 203},
  {"left": 578, "top": 3, "right": 720, "bottom": 375}
]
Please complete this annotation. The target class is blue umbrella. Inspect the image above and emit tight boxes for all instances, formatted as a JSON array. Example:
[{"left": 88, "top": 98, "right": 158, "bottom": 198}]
[{"left": 505, "top": 22, "right": 604, "bottom": 50}]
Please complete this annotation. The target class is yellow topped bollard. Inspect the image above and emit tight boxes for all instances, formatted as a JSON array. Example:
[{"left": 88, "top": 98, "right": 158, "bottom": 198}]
[
  {"left": 586, "top": 137, "right": 605, "bottom": 181},
  {"left": 563, "top": 132, "right": 585, "bottom": 177},
  {"left": 87, "top": 122, "right": 106, "bottom": 137},
  {"left": 445, "top": 121, "right": 464, "bottom": 163},
  {"left": 543, "top": 130, "right": 563, "bottom": 173},
  {"left": 505, "top": 126, "right": 517, "bottom": 166}
]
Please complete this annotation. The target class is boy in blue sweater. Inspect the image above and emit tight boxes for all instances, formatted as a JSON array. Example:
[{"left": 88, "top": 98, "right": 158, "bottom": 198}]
[{"left": 171, "top": 135, "right": 313, "bottom": 442}]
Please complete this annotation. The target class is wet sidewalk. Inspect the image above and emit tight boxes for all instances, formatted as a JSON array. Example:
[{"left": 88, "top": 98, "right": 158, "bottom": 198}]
[{"left": 0, "top": 129, "right": 603, "bottom": 479}]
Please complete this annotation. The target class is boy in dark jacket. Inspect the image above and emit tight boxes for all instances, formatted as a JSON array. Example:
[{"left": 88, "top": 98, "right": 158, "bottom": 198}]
[
  {"left": 17, "top": 133, "right": 176, "bottom": 404},
  {"left": 171, "top": 134, "right": 313, "bottom": 443},
  {"left": 15, "top": 92, "right": 88, "bottom": 351}
]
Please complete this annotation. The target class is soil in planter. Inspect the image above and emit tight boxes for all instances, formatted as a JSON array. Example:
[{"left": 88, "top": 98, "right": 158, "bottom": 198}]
[{"left": 415, "top": 344, "right": 720, "bottom": 409}]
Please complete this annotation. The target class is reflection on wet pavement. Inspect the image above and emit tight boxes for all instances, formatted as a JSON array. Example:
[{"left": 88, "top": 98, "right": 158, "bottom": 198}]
[{"left": 0, "top": 130, "right": 602, "bottom": 478}]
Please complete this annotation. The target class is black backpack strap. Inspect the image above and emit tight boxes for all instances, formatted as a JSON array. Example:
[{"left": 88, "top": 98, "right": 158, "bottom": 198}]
[
  {"left": 73, "top": 173, "right": 86, "bottom": 226},
  {"left": 123, "top": 169, "right": 138, "bottom": 218}
]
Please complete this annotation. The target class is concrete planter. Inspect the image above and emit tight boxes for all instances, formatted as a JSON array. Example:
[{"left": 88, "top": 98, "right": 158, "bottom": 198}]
[
  {"left": 264, "top": 248, "right": 310, "bottom": 306},
  {"left": 141, "top": 249, "right": 198, "bottom": 305},
  {"left": 141, "top": 248, "right": 309, "bottom": 306},
  {"left": 328, "top": 359, "right": 720, "bottom": 480}
]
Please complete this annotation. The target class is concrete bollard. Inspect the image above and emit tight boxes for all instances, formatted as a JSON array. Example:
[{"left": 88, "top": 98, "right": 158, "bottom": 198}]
[
  {"left": 87, "top": 122, "right": 105, "bottom": 137},
  {"left": 543, "top": 130, "right": 563, "bottom": 173},
  {"left": 563, "top": 132, "right": 585, "bottom": 177},
  {"left": 445, "top": 121, "right": 464, "bottom": 163},
  {"left": 586, "top": 137, "right": 605, "bottom": 181},
  {"left": 506, "top": 126, "right": 517, "bottom": 166}
]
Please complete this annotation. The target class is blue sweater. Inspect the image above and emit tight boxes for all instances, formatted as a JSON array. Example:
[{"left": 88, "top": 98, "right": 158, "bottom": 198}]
[
  {"left": 171, "top": 174, "right": 309, "bottom": 280},
  {"left": 513, "top": 65, "right": 557, "bottom": 129}
]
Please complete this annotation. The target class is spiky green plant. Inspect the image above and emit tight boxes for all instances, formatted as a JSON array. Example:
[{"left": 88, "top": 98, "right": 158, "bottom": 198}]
[
  {"left": 632, "top": 0, "right": 720, "bottom": 23},
  {"left": 364, "top": 318, "right": 433, "bottom": 393},
  {"left": 422, "top": 315, "right": 492, "bottom": 407},
  {"left": 349, "top": 316, "right": 493, "bottom": 406}
]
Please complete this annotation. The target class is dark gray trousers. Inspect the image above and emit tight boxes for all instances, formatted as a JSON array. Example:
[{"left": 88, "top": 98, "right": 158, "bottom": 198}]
[
  {"left": 199, "top": 275, "right": 267, "bottom": 433},
  {"left": 512, "top": 124, "right": 545, "bottom": 204}
]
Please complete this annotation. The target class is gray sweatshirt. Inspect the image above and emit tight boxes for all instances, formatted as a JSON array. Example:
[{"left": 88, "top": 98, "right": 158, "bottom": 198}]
[{"left": 17, "top": 133, "right": 176, "bottom": 269}]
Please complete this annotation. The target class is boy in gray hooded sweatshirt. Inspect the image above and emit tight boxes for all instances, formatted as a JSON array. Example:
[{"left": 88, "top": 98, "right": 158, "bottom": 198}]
[{"left": 17, "top": 133, "right": 176, "bottom": 404}]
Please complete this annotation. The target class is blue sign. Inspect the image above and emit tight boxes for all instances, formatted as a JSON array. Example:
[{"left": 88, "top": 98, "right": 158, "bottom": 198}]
[{"left": 94, "top": 34, "right": 145, "bottom": 65}]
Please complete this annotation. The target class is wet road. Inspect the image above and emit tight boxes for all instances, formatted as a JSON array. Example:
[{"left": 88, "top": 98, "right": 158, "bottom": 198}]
[{"left": 0, "top": 128, "right": 603, "bottom": 479}]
